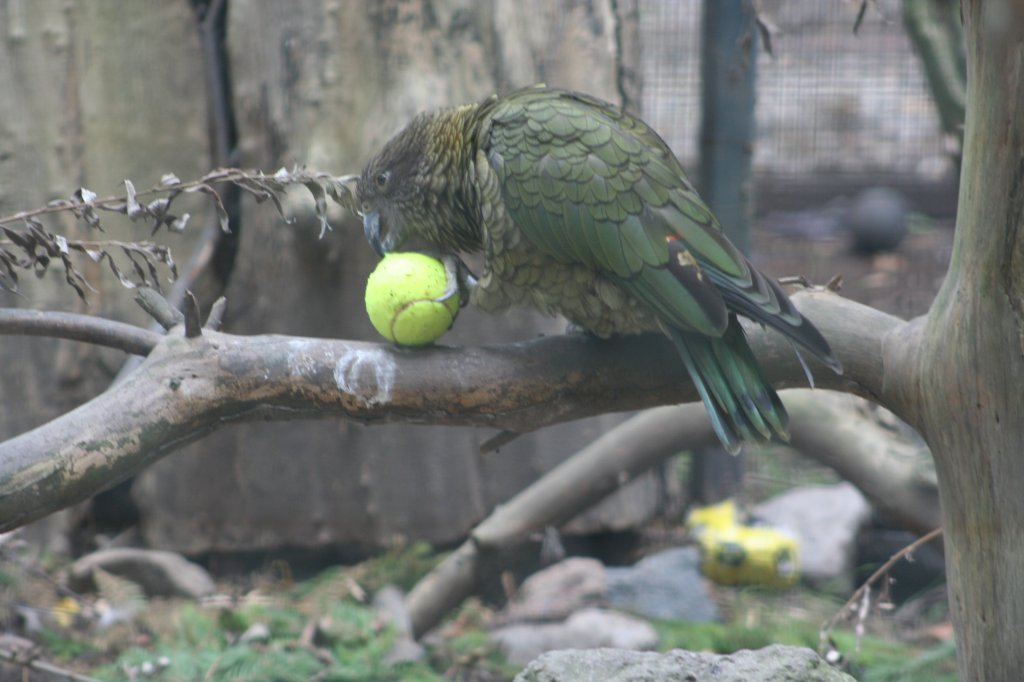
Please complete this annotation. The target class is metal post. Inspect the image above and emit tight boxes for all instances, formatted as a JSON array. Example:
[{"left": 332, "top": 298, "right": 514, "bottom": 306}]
[{"left": 692, "top": 0, "right": 758, "bottom": 504}]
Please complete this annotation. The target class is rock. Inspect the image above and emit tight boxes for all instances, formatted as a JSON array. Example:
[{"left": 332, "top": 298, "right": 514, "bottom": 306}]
[
  {"left": 606, "top": 546, "right": 719, "bottom": 622},
  {"left": 239, "top": 623, "right": 270, "bottom": 644},
  {"left": 513, "top": 645, "right": 855, "bottom": 682},
  {"left": 753, "top": 483, "right": 872, "bottom": 590},
  {"left": 67, "top": 548, "right": 215, "bottom": 599},
  {"left": 373, "top": 586, "right": 425, "bottom": 664},
  {"left": 845, "top": 186, "right": 910, "bottom": 254},
  {"left": 498, "top": 557, "right": 607, "bottom": 624},
  {"left": 492, "top": 608, "right": 658, "bottom": 666}
]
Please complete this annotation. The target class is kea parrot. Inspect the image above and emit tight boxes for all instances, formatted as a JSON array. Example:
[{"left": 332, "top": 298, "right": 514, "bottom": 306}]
[{"left": 355, "top": 85, "right": 842, "bottom": 453}]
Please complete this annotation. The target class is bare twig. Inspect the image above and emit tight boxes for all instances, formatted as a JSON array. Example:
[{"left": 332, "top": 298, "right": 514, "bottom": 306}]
[
  {"left": 183, "top": 291, "right": 203, "bottom": 338},
  {"left": 205, "top": 296, "right": 227, "bottom": 330},
  {"left": 820, "top": 526, "right": 944, "bottom": 649},
  {"left": 0, "top": 167, "right": 357, "bottom": 301},
  {"left": 135, "top": 287, "right": 183, "bottom": 330},
  {"left": 750, "top": 0, "right": 777, "bottom": 57},
  {"left": 853, "top": 0, "right": 870, "bottom": 33},
  {"left": 0, "top": 308, "right": 159, "bottom": 356},
  {"left": 0, "top": 169, "right": 244, "bottom": 230}
]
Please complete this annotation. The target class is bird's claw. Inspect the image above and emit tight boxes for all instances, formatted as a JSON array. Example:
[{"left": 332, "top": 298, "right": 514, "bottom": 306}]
[{"left": 434, "top": 255, "right": 477, "bottom": 307}]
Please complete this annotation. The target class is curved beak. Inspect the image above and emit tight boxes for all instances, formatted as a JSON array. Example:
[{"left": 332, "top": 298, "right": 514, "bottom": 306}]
[{"left": 362, "top": 210, "right": 384, "bottom": 256}]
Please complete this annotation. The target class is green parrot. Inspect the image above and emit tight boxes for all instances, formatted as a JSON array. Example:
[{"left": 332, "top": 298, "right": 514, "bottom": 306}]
[{"left": 355, "top": 85, "right": 841, "bottom": 453}]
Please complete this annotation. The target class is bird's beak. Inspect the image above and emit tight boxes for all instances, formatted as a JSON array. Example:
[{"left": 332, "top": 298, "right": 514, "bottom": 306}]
[{"left": 363, "top": 210, "right": 385, "bottom": 256}]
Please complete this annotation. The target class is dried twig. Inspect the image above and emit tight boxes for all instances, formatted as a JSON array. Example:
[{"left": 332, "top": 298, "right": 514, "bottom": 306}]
[
  {"left": 819, "top": 526, "right": 944, "bottom": 652},
  {"left": 0, "top": 168, "right": 357, "bottom": 301}
]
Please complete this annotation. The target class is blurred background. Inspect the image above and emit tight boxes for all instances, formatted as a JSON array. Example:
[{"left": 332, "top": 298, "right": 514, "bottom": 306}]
[
  {"left": 0, "top": 0, "right": 956, "bottom": 565},
  {"left": 0, "top": 0, "right": 962, "bottom": 677}
]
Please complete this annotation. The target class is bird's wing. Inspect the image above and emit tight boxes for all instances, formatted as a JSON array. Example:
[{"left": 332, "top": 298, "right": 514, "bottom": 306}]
[{"left": 482, "top": 87, "right": 838, "bottom": 368}]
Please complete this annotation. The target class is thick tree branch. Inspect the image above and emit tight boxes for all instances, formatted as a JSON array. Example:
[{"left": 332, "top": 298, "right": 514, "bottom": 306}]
[
  {"left": 0, "top": 291, "right": 910, "bottom": 531},
  {"left": 784, "top": 391, "right": 940, "bottom": 536},
  {"left": 406, "top": 403, "right": 718, "bottom": 637}
]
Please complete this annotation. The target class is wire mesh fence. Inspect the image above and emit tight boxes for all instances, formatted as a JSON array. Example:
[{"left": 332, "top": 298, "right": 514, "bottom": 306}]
[{"left": 640, "top": 0, "right": 955, "bottom": 208}]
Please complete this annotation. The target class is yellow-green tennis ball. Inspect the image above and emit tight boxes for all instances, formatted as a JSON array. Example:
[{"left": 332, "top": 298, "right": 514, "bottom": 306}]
[{"left": 364, "top": 253, "right": 460, "bottom": 346}]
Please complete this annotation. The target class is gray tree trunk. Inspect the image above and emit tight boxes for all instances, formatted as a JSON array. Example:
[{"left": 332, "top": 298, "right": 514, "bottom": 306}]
[
  {"left": 0, "top": 1, "right": 211, "bottom": 437},
  {"left": 904, "top": 2, "right": 1024, "bottom": 678}
]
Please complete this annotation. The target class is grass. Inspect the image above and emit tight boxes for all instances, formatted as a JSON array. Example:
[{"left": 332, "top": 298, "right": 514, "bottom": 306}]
[
  {"left": 95, "top": 598, "right": 446, "bottom": 682},
  {"left": 2, "top": 542, "right": 956, "bottom": 681}
]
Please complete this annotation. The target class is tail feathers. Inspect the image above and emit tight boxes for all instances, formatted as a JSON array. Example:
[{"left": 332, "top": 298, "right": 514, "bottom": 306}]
[
  {"left": 662, "top": 318, "right": 789, "bottom": 455},
  {"left": 709, "top": 268, "right": 843, "bottom": 376}
]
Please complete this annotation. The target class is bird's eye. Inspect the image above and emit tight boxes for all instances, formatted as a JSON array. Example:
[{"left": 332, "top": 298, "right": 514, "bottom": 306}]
[{"left": 375, "top": 171, "right": 390, "bottom": 189}]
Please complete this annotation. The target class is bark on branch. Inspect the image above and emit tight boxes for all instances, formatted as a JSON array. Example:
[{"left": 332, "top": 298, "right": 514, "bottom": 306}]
[{"left": 0, "top": 290, "right": 911, "bottom": 532}]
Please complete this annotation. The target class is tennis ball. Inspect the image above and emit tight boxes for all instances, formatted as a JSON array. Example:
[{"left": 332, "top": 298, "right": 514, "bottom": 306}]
[{"left": 364, "top": 253, "right": 460, "bottom": 346}]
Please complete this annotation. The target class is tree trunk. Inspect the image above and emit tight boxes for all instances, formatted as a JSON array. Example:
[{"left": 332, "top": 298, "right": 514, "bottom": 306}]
[
  {"left": 0, "top": 1, "right": 210, "bottom": 436},
  {"left": 912, "top": 2, "right": 1024, "bottom": 679}
]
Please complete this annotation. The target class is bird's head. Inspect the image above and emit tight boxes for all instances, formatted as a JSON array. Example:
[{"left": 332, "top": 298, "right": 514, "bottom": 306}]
[
  {"left": 356, "top": 113, "right": 437, "bottom": 257},
  {"left": 357, "top": 105, "right": 483, "bottom": 258}
]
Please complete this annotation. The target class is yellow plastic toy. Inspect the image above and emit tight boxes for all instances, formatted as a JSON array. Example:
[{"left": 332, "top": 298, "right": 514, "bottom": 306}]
[{"left": 687, "top": 499, "right": 800, "bottom": 588}]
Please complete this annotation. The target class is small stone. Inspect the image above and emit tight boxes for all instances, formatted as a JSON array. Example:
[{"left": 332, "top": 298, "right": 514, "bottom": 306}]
[
  {"left": 497, "top": 557, "right": 607, "bottom": 624},
  {"left": 491, "top": 608, "right": 657, "bottom": 666},
  {"left": 606, "top": 547, "right": 719, "bottom": 622}
]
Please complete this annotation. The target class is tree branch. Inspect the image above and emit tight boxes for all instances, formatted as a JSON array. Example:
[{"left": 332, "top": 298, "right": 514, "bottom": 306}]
[
  {"left": 407, "top": 403, "right": 719, "bottom": 637},
  {"left": 404, "top": 389, "right": 940, "bottom": 637},
  {"left": 784, "top": 391, "right": 940, "bottom": 536},
  {"left": 0, "top": 290, "right": 910, "bottom": 532},
  {"left": 0, "top": 308, "right": 160, "bottom": 356}
]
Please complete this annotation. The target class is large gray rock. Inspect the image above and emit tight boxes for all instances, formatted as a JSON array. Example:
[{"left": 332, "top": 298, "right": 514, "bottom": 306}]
[
  {"left": 514, "top": 645, "right": 855, "bottom": 682},
  {"left": 606, "top": 547, "right": 718, "bottom": 622},
  {"left": 499, "top": 557, "right": 608, "bottom": 624},
  {"left": 67, "top": 548, "right": 215, "bottom": 599},
  {"left": 753, "top": 482, "right": 872, "bottom": 590},
  {"left": 493, "top": 608, "right": 658, "bottom": 666}
]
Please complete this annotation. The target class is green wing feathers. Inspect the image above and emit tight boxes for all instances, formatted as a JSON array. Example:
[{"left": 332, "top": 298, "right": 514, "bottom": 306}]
[{"left": 482, "top": 86, "right": 840, "bottom": 450}]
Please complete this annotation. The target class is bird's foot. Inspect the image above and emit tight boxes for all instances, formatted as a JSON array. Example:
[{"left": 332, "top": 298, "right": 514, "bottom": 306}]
[
  {"left": 435, "top": 255, "right": 477, "bottom": 308},
  {"left": 777, "top": 273, "right": 843, "bottom": 293},
  {"left": 777, "top": 275, "right": 811, "bottom": 288},
  {"left": 564, "top": 321, "right": 602, "bottom": 338}
]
